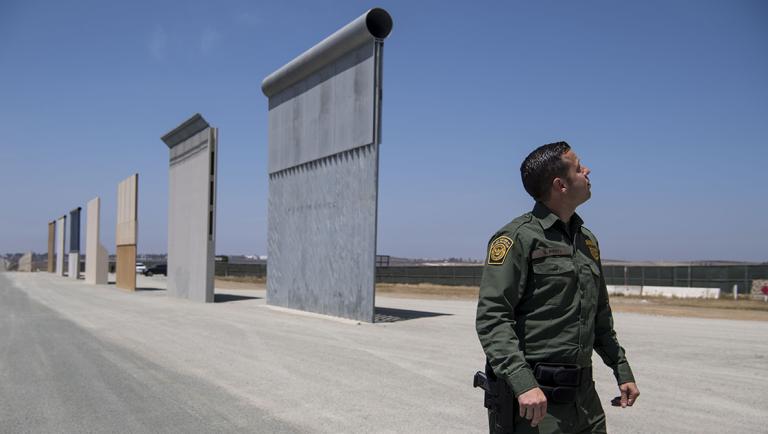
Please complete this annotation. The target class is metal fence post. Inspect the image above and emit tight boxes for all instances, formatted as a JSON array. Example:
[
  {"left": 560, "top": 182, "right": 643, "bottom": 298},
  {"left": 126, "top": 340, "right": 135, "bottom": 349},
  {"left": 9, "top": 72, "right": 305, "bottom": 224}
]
[{"left": 688, "top": 265, "right": 691, "bottom": 287}]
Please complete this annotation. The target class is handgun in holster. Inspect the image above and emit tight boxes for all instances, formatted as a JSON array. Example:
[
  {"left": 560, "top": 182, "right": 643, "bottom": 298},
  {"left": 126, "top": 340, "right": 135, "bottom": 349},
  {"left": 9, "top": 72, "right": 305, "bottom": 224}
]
[{"left": 474, "top": 360, "right": 516, "bottom": 431}]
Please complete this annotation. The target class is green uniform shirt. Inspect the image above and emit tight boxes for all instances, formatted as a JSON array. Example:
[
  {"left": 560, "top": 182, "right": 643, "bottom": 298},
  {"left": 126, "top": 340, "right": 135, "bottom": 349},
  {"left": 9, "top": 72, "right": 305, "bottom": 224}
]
[{"left": 476, "top": 202, "right": 634, "bottom": 397}]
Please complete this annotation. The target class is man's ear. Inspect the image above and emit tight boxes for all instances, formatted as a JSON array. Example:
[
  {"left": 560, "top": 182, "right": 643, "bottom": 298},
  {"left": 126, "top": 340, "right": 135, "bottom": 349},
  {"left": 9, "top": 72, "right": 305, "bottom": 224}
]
[{"left": 553, "top": 177, "right": 567, "bottom": 194}]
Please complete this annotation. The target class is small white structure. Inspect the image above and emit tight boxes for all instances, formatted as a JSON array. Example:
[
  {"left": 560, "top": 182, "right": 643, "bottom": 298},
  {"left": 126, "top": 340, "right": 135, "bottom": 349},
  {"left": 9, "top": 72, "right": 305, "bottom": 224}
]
[
  {"left": 18, "top": 252, "right": 33, "bottom": 272},
  {"left": 607, "top": 285, "right": 720, "bottom": 299},
  {"left": 85, "top": 197, "right": 108, "bottom": 284},
  {"left": 55, "top": 216, "right": 66, "bottom": 276}
]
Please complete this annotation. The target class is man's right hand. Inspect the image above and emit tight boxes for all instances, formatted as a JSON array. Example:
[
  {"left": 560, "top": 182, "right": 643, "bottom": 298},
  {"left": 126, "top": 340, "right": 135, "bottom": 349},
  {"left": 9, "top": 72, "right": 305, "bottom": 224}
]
[{"left": 518, "top": 387, "right": 547, "bottom": 427}]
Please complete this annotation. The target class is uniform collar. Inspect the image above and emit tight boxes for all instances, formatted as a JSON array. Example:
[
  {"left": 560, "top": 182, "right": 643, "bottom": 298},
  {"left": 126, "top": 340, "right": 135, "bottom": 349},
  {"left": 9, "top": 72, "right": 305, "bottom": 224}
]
[{"left": 532, "top": 201, "right": 584, "bottom": 233}]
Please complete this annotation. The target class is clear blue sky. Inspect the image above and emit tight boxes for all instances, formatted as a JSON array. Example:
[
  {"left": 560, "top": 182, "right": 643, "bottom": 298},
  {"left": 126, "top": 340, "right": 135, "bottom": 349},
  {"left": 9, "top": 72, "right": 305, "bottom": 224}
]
[{"left": 1, "top": 0, "right": 766, "bottom": 262}]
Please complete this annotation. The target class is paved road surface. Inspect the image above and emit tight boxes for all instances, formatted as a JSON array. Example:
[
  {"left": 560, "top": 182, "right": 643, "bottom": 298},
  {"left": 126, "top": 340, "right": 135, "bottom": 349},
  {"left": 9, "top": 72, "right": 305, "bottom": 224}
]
[
  {"left": 1, "top": 272, "right": 767, "bottom": 433},
  {"left": 0, "top": 273, "right": 300, "bottom": 434}
]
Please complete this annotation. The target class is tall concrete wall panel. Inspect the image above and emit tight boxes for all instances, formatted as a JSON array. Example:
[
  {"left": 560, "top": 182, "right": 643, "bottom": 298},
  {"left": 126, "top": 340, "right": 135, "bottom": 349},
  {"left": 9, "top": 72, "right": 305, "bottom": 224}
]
[
  {"left": 162, "top": 114, "right": 217, "bottom": 303},
  {"left": 116, "top": 174, "right": 138, "bottom": 290},
  {"left": 85, "top": 197, "right": 108, "bottom": 285},
  {"left": 68, "top": 207, "right": 81, "bottom": 279},
  {"left": 261, "top": 8, "right": 392, "bottom": 322},
  {"left": 55, "top": 216, "right": 66, "bottom": 276},
  {"left": 47, "top": 221, "right": 55, "bottom": 273},
  {"left": 268, "top": 144, "right": 378, "bottom": 320}
]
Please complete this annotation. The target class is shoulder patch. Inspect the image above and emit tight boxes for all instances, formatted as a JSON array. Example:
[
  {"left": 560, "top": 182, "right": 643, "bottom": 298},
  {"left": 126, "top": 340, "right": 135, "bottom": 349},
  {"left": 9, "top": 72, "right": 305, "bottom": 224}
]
[
  {"left": 585, "top": 238, "right": 600, "bottom": 261},
  {"left": 488, "top": 236, "right": 514, "bottom": 265}
]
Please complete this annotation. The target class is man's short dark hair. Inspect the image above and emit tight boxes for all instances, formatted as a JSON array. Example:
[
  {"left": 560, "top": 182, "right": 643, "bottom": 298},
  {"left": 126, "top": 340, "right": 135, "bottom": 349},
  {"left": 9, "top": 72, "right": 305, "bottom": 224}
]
[{"left": 520, "top": 141, "right": 571, "bottom": 201}]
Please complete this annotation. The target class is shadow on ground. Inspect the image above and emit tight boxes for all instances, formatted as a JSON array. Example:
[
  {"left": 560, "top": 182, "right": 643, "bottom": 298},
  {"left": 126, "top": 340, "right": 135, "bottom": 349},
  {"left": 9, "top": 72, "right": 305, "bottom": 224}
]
[
  {"left": 135, "top": 287, "right": 165, "bottom": 292},
  {"left": 215, "top": 293, "right": 262, "bottom": 303},
  {"left": 374, "top": 306, "right": 451, "bottom": 323}
]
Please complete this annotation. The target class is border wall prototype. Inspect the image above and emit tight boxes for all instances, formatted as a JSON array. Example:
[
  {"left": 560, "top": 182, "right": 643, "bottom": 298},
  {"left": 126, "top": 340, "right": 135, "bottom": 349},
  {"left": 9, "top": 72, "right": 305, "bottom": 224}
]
[
  {"left": 68, "top": 207, "right": 81, "bottom": 279},
  {"left": 261, "top": 8, "right": 393, "bottom": 322},
  {"left": 85, "top": 197, "right": 108, "bottom": 284},
  {"left": 116, "top": 174, "right": 138, "bottom": 290},
  {"left": 47, "top": 221, "right": 55, "bottom": 273},
  {"left": 55, "top": 216, "right": 66, "bottom": 276},
  {"left": 161, "top": 114, "right": 217, "bottom": 303}
]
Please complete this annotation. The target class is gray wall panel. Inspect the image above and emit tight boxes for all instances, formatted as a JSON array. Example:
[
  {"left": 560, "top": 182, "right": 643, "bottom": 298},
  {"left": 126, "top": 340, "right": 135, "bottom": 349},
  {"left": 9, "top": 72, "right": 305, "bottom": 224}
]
[
  {"left": 268, "top": 41, "right": 376, "bottom": 174},
  {"left": 165, "top": 123, "right": 216, "bottom": 303},
  {"left": 69, "top": 208, "right": 81, "bottom": 252},
  {"left": 267, "top": 144, "right": 378, "bottom": 322},
  {"left": 262, "top": 9, "right": 390, "bottom": 322}
]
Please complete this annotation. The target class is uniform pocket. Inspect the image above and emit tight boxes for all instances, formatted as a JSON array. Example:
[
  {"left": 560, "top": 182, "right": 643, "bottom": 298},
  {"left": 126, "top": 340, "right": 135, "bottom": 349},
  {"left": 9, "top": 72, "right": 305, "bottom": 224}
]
[{"left": 531, "top": 259, "right": 576, "bottom": 306}]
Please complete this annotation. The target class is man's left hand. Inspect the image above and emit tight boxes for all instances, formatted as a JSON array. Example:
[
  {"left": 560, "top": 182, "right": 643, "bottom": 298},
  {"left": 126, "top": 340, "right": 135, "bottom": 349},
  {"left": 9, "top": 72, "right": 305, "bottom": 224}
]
[{"left": 612, "top": 382, "right": 639, "bottom": 408}]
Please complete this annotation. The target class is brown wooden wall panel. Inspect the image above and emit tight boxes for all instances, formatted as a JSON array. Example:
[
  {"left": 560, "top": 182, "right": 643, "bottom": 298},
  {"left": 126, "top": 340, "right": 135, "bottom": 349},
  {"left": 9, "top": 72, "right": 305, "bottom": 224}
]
[
  {"left": 116, "top": 244, "right": 136, "bottom": 290},
  {"left": 47, "top": 222, "right": 55, "bottom": 273}
]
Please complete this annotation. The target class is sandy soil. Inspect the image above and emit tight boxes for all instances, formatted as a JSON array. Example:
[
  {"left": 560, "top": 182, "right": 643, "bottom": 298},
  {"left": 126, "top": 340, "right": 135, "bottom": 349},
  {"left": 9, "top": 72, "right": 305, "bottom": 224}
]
[{"left": 216, "top": 278, "right": 768, "bottom": 321}]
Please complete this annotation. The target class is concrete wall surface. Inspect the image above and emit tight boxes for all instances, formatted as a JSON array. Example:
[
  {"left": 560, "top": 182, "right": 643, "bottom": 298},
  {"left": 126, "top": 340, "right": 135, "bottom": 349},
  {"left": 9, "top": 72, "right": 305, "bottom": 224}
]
[
  {"left": 18, "top": 252, "right": 33, "bottom": 272},
  {"left": 607, "top": 285, "right": 720, "bottom": 299},
  {"left": 67, "top": 253, "right": 80, "bottom": 279},
  {"left": 115, "top": 174, "right": 138, "bottom": 290},
  {"left": 262, "top": 9, "right": 391, "bottom": 322},
  {"left": 55, "top": 217, "right": 66, "bottom": 276},
  {"left": 268, "top": 144, "right": 378, "bottom": 321},
  {"left": 85, "top": 197, "right": 108, "bottom": 284},
  {"left": 163, "top": 116, "right": 216, "bottom": 303},
  {"left": 267, "top": 42, "right": 377, "bottom": 173}
]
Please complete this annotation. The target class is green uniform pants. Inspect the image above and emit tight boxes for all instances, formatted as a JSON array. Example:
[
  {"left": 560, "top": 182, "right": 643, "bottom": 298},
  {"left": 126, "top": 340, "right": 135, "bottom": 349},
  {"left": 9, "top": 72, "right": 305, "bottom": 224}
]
[{"left": 488, "top": 382, "right": 606, "bottom": 434}]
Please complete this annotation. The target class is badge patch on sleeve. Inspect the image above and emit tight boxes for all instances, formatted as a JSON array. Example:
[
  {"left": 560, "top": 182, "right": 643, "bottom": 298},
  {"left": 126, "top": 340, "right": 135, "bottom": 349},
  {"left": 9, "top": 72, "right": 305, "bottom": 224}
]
[
  {"left": 488, "top": 236, "right": 513, "bottom": 265},
  {"left": 585, "top": 239, "right": 600, "bottom": 261}
]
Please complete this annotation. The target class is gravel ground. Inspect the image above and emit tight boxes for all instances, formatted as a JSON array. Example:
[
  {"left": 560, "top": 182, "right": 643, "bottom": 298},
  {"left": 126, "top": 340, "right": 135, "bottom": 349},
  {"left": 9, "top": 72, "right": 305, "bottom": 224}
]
[{"left": 1, "top": 272, "right": 766, "bottom": 433}]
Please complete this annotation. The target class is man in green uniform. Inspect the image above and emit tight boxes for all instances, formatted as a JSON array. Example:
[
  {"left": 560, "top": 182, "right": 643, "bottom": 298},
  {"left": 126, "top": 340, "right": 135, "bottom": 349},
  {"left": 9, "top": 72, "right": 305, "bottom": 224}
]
[{"left": 476, "top": 142, "right": 639, "bottom": 433}]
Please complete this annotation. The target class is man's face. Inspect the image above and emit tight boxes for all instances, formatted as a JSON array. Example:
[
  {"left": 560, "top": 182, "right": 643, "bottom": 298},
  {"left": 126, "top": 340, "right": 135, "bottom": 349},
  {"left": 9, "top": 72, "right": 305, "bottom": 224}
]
[{"left": 560, "top": 150, "right": 591, "bottom": 206}]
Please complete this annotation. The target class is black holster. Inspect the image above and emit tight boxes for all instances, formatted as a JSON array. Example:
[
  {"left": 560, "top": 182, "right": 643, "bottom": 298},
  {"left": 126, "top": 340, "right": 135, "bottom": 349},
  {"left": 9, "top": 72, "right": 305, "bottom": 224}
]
[{"left": 474, "top": 361, "right": 515, "bottom": 433}]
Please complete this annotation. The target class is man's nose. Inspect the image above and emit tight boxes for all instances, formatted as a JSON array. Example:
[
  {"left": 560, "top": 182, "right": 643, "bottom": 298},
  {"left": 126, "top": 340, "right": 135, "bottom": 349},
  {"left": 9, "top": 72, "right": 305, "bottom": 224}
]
[{"left": 584, "top": 166, "right": 591, "bottom": 176}]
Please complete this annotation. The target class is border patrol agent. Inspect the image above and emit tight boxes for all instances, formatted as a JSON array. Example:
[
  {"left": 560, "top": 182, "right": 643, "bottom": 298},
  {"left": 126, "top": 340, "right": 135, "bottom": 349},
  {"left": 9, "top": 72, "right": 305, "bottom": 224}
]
[{"left": 475, "top": 142, "right": 639, "bottom": 433}]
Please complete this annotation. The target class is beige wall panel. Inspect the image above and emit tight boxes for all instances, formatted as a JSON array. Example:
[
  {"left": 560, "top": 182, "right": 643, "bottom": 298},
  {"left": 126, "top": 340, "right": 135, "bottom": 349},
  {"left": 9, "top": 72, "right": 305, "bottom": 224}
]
[
  {"left": 55, "top": 217, "right": 66, "bottom": 276},
  {"left": 85, "top": 197, "right": 108, "bottom": 284},
  {"left": 115, "top": 174, "right": 138, "bottom": 290},
  {"left": 116, "top": 244, "right": 136, "bottom": 290},
  {"left": 47, "top": 222, "right": 55, "bottom": 273},
  {"left": 116, "top": 221, "right": 137, "bottom": 246},
  {"left": 116, "top": 174, "right": 138, "bottom": 246}
]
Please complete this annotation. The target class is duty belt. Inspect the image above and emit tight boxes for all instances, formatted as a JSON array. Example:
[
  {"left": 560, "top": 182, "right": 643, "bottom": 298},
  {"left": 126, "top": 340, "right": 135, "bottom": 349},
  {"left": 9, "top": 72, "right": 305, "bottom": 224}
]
[{"left": 533, "top": 363, "right": 591, "bottom": 404}]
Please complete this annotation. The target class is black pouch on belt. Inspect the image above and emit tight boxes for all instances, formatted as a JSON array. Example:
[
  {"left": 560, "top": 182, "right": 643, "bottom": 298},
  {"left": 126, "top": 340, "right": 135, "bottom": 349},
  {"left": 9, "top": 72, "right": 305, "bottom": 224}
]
[{"left": 533, "top": 363, "right": 581, "bottom": 404}]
